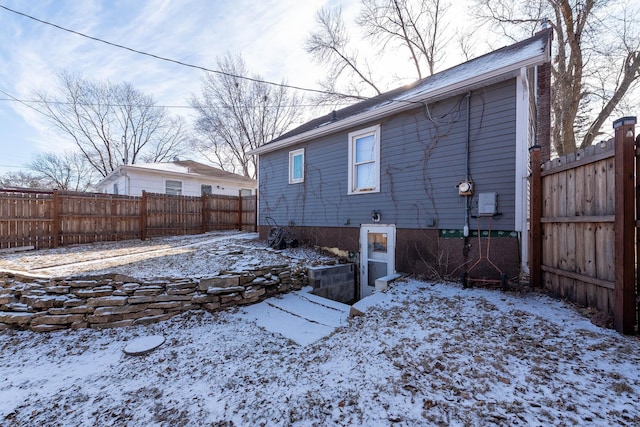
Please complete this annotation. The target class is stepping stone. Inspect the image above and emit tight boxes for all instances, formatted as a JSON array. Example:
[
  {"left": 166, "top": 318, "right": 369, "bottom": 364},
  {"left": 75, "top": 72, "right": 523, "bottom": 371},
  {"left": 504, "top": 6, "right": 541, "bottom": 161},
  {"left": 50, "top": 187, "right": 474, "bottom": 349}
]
[{"left": 123, "top": 335, "right": 165, "bottom": 356}]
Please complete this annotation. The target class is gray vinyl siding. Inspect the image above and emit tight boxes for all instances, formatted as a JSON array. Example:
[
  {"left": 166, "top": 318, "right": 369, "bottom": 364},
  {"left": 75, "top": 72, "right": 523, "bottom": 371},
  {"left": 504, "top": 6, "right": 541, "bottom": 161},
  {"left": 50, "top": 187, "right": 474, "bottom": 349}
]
[{"left": 259, "top": 79, "right": 517, "bottom": 231}]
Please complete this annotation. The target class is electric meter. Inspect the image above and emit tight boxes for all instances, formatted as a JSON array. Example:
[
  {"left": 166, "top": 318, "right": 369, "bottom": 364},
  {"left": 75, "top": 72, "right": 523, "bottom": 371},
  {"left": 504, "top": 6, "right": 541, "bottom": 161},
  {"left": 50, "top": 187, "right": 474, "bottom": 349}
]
[{"left": 458, "top": 181, "right": 473, "bottom": 196}]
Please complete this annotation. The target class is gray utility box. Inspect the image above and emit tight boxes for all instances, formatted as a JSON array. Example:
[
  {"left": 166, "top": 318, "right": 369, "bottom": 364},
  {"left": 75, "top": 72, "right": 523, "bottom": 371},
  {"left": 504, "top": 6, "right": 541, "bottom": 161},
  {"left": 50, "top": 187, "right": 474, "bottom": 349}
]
[{"left": 478, "top": 192, "right": 498, "bottom": 216}]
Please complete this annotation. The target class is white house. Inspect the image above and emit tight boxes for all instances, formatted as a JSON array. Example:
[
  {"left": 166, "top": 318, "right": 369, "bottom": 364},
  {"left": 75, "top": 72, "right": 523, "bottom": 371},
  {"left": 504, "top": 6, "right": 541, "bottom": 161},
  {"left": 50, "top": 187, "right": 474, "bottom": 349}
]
[{"left": 95, "top": 160, "right": 256, "bottom": 197}]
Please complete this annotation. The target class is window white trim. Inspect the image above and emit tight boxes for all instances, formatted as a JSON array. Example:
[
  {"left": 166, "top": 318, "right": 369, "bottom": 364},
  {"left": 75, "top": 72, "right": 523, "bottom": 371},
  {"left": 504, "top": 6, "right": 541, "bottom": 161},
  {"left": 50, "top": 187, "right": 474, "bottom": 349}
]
[
  {"left": 348, "top": 124, "right": 380, "bottom": 194},
  {"left": 288, "top": 148, "right": 305, "bottom": 184},
  {"left": 165, "top": 179, "right": 183, "bottom": 195}
]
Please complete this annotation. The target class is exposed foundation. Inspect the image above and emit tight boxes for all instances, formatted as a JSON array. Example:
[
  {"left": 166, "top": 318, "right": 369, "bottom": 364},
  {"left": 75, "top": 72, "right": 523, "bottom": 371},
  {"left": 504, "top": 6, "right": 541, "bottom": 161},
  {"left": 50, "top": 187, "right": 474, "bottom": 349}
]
[{"left": 260, "top": 225, "right": 521, "bottom": 283}]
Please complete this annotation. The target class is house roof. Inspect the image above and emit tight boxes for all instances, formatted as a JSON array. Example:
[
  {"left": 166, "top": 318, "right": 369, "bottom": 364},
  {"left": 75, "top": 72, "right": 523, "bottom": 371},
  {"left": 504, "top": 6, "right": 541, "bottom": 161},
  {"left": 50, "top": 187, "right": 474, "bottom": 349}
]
[
  {"left": 250, "top": 28, "right": 552, "bottom": 156},
  {"left": 97, "top": 160, "right": 256, "bottom": 187}
]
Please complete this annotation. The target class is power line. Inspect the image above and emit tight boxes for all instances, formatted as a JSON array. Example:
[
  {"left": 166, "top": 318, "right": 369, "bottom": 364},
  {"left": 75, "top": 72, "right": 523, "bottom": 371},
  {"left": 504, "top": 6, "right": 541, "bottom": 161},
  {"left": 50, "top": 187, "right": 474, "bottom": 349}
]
[
  {"left": 0, "top": 4, "right": 368, "bottom": 102},
  {"left": 0, "top": 88, "right": 46, "bottom": 117},
  {"left": 0, "top": 95, "right": 353, "bottom": 110}
]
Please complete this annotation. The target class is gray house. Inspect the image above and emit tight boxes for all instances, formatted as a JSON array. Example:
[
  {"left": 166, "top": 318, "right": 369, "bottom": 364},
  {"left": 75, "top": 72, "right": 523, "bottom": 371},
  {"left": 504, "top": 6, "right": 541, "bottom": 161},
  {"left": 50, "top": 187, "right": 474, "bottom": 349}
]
[{"left": 251, "top": 29, "right": 552, "bottom": 299}]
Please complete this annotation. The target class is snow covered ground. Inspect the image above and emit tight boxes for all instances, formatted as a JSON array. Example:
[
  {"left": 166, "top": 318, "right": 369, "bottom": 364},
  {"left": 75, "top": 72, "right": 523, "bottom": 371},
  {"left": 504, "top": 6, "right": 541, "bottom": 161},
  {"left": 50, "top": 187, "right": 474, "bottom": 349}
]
[
  {"left": 1, "top": 281, "right": 638, "bottom": 426},
  {"left": 0, "top": 231, "right": 336, "bottom": 278},
  {"left": 1, "top": 234, "right": 640, "bottom": 426}
]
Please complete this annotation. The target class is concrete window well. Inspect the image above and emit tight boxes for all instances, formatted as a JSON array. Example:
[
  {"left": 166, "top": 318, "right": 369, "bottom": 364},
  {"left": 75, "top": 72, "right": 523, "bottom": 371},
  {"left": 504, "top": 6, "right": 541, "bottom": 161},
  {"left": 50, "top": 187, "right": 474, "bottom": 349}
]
[{"left": 307, "top": 264, "right": 356, "bottom": 304}]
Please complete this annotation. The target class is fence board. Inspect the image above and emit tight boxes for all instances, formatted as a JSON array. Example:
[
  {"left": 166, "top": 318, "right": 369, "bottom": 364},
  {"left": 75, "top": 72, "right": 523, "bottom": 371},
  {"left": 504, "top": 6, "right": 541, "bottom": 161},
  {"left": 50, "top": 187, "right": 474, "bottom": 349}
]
[
  {"left": 0, "top": 190, "right": 53, "bottom": 249},
  {"left": 0, "top": 188, "right": 256, "bottom": 249},
  {"left": 145, "top": 193, "right": 204, "bottom": 238},
  {"left": 537, "top": 141, "right": 616, "bottom": 318}
]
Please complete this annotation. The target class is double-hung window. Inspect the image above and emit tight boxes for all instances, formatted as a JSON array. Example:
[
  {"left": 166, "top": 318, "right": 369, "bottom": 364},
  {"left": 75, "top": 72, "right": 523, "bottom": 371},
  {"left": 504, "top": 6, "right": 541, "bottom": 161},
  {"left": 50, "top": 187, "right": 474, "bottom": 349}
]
[
  {"left": 289, "top": 148, "right": 305, "bottom": 184},
  {"left": 348, "top": 125, "right": 380, "bottom": 194}
]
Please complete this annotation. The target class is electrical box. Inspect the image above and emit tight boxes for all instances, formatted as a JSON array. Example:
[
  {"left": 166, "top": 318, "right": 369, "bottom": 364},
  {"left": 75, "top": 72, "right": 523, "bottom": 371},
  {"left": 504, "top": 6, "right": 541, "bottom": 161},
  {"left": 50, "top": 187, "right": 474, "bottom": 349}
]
[{"left": 478, "top": 192, "right": 498, "bottom": 216}]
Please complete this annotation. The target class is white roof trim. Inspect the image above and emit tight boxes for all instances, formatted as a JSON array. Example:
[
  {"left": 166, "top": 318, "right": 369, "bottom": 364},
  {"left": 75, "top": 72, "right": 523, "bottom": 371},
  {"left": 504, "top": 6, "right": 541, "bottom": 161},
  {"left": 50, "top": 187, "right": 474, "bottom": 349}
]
[
  {"left": 251, "top": 40, "right": 549, "bottom": 156},
  {"left": 96, "top": 164, "right": 255, "bottom": 188}
]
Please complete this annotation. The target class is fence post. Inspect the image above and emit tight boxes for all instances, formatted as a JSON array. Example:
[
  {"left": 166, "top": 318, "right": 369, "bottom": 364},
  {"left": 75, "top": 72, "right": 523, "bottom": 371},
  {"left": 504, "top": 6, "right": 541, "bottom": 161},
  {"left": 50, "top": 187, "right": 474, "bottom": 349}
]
[
  {"left": 201, "top": 193, "right": 207, "bottom": 234},
  {"left": 140, "top": 190, "right": 147, "bottom": 240},
  {"left": 52, "top": 190, "right": 60, "bottom": 248},
  {"left": 528, "top": 145, "right": 542, "bottom": 288},
  {"left": 238, "top": 190, "right": 243, "bottom": 231},
  {"left": 613, "top": 116, "right": 636, "bottom": 334},
  {"left": 254, "top": 193, "right": 258, "bottom": 232}
]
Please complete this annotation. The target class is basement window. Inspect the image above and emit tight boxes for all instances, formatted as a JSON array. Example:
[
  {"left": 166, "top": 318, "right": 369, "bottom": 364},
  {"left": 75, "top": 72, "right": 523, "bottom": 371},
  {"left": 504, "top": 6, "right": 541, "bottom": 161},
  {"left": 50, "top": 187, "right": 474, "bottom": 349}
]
[{"left": 348, "top": 125, "right": 380, "bottom": 194}]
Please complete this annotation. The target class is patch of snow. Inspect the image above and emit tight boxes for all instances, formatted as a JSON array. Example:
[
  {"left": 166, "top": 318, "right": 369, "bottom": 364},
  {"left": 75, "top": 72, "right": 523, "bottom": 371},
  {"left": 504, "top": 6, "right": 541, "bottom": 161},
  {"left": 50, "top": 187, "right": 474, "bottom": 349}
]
[
  {"left": 123, "top": 335, "right": 165, "bottom": 356},
  {"left": 0, "top": 231, "right": 336, "bottom": 279},
  {"left": 1, "top": 280, "right": 639, "bottom": 425}
]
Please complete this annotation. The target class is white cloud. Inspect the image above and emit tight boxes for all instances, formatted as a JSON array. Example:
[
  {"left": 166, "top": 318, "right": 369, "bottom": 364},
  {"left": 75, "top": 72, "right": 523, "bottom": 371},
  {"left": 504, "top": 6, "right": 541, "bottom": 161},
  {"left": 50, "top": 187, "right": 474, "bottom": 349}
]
[{"left": 0, "top": 0, "right": 484, "bottom": 174}]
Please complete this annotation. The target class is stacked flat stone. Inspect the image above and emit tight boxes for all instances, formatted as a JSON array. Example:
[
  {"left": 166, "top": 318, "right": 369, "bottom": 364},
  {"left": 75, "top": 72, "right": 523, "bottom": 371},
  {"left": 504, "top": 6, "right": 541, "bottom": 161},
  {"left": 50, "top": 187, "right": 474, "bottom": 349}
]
[{"left": 0, "top": 265, "right": 308, "bottom": 332}]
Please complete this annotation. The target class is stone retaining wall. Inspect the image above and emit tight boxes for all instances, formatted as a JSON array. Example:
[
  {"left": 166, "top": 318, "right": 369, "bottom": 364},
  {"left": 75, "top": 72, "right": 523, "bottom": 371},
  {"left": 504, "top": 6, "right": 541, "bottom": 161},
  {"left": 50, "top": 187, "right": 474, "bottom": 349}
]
[{"left": 0, "top": 265, "right": 307, "bottom": 332}]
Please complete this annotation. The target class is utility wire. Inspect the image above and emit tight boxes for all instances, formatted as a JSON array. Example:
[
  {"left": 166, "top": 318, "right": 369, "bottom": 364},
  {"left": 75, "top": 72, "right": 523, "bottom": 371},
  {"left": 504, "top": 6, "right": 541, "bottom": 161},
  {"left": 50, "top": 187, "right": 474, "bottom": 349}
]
[
  {"left": 0, "top": 4, "right": 429, "bottom": 121},
  {"left": 0, "top": 95, "right": 353, "bottom": 110},
  {"left": 0, "top": 88, "right": 45, "bottom": 116},
  {"left": 0, "top": 4, "right": 368, "bottom": 101}
]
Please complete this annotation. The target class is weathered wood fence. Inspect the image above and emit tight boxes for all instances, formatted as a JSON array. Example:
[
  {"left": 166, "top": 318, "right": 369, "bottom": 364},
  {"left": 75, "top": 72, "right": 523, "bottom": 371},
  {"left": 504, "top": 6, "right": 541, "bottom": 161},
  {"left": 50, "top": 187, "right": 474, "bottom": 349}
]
[
  {"left": 529, "top": 116, "right": 637, "bottom": 334},
  {"left": 0, "top": 189, "right": 256, "bottom": 250}
]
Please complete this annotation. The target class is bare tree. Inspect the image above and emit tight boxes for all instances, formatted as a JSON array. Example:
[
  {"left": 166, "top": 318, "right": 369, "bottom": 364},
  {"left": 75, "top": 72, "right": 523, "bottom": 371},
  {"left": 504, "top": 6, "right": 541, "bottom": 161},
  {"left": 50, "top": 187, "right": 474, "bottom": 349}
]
[
  {"left": 475, "top": 0, "right": 640, "bottom": 156},
  {"left": 32, "top": 71, "right": 188, "bottom": 177},
  {"left": 28, "top": 151, "right": 97, "bottom": 191},
  {"left": 306, "top": 0, "right": 453, "bottom": 100},
  {"left": 0, "top": 171, "right": 47, "bottom": 189},
  {"left": 190, "top": 54, "right": 304, "bottom": 179},
  {"left": 358, "top": 0, "right": 451, "bottom": 78},
  {"left": 306, "top": 7, "right": 382, "bottom": 98}
]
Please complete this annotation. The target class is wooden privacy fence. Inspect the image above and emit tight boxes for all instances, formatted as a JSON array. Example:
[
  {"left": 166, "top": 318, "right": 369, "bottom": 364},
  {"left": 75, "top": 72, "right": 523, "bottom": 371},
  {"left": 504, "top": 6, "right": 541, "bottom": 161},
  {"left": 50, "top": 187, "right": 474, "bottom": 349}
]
[
  {"left": 0, "top": 189, "right": 256, "bottom": 250},
  {"left": 529, "top": 116, "right": 637, "bottom": 334}
]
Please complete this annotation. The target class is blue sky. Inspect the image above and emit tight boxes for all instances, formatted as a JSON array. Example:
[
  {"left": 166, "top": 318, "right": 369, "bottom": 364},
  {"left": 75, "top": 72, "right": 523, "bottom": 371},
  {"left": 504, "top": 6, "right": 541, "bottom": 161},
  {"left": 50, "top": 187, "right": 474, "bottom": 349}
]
[
  {"left": 0, "top": 0, "right": 481, "bottom": 175},
  {"left": 0, "top": 0, "right": 352, "bottom": 173}
]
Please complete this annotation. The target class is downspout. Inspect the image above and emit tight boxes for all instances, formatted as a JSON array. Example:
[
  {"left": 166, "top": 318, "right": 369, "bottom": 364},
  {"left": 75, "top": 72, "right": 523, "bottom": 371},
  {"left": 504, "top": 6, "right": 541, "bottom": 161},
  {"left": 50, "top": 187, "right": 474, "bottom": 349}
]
[{"left": 464, "top": 92, "right": 471, "bottom": 238}]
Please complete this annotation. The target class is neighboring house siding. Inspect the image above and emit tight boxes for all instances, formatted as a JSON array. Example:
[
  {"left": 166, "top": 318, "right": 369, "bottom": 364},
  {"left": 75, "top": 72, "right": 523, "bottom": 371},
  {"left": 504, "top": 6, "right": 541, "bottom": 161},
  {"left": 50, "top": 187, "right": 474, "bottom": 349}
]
[
  {"left": 111, "top": 176, "right": 127, "bottom": 195},
  {"left": 127, "top": 171, "right": 165, "bottom": 195},
  {"left": 100, "top": 171, "right": 253, "bottom": 197},
  {"left": 259, "top": 79, "right": 517, "bottom": 231}
]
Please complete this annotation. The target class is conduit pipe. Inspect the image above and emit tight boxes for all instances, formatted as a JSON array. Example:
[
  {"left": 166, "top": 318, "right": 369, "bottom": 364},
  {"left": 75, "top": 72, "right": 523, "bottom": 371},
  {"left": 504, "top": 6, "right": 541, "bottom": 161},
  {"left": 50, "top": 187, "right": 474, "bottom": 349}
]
[{"left": 464, "top": 92, "right": 471, "bottom": 237}]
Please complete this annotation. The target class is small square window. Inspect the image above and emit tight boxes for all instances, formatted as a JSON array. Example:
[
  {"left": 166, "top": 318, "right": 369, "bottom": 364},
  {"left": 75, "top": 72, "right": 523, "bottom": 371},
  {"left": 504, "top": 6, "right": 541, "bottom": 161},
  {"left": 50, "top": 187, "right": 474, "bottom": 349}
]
[
  {"left": 165, "top": 180, "right": 182, "bottom": 195},
  {"left": 348, "top": 125, "right": 380, "bottom": 194},
  {"left": 289, "top": 148, "right": 305, "bottom": 184},
  {"left": 201, "top": 184, "right": 212, "bottom": 195}
]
